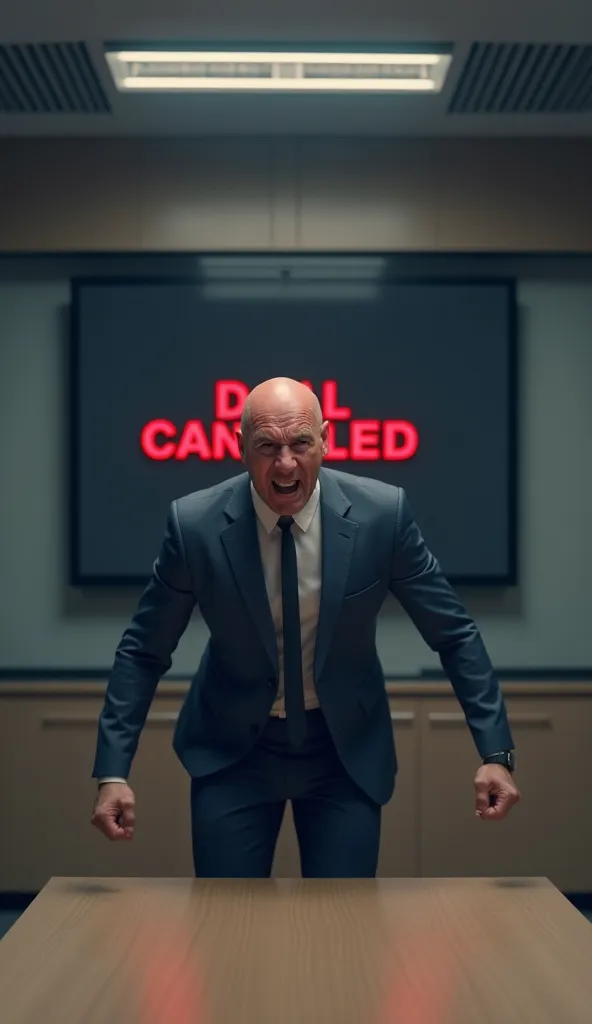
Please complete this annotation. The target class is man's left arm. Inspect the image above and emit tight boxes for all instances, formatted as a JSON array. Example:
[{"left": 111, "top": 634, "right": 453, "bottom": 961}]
[{"left": 389, "top": 488, "right": 520, "bottom": 821}]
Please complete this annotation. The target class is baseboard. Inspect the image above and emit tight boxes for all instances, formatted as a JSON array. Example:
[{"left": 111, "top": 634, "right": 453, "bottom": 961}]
[
  {"left": 0, "top": 892, "right": 38, "bottom": 911},
  {"left": 563, "top": 892, "right": 592, "bottom": 912}
]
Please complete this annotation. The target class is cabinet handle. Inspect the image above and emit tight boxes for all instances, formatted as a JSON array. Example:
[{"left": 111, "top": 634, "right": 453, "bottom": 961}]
[
  {"left": 428, "top": 712, "right": 552, "bottom": 728},
  {"left": 145, "top": 712, "right": 179, "bottom": 725},
  {"left": 390, "top": 710, "right": 416, "bottom": 723},
  {"left": 508, "top": 712, "right": 552, "bottom": 728},
  {"left": 42, "top": 711, "right": 179, "bottom": 727},
  {"left": 42, "top": 713, "right": 97, "bottom": 727}
]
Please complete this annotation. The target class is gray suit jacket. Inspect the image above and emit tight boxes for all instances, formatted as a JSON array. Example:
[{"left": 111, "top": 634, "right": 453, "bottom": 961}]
[{"left": 92, "top": 467, "right": 513, "bottom": 804}]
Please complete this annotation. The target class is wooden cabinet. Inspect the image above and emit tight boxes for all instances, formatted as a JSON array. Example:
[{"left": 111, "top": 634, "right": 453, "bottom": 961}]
[
  {"left": 0, "top": 683, "right": 591, "bottom": 893},
  {"left": 377, "top": 701, "right": 420, "bottom": 878},
  {"left": 0, "top": 695, "right": 194, "bottom": 891},
  {"left": 419, "top": 695, "right": 592, "bottom": 891}
]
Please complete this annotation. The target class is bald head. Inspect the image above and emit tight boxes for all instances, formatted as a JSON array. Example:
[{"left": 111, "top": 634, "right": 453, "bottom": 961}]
[
  {"left": 240, "top": 377, "right": 322, "bottom": 438},
  {"left": 238, "top": 377, "right": 328, "bottom": 515}
]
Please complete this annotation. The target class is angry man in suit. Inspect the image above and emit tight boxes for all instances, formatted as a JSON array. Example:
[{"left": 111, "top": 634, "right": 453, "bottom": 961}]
[{"left": 91, "top": 377, "right": 520, "bottom": 877}]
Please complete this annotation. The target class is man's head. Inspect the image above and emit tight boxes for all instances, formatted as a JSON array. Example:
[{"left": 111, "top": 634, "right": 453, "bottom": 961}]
[{"left": 237, "top": 378, "right": 328, "bottom": 515}]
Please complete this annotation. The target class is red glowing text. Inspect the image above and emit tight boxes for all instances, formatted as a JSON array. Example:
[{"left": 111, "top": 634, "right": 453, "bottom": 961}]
[{"left": 140, "top": 380, "right": 419, "bottom": 462}]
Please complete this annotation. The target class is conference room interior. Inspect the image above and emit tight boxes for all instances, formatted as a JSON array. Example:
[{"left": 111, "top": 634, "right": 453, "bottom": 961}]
[{"left": 1, "top": 0, "right": 592, "bottom": 1020}]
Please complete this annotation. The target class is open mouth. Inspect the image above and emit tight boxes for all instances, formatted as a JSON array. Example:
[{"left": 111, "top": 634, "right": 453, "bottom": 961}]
[{"left": 272, "top": 480, "right": 300, "bottom": 496}]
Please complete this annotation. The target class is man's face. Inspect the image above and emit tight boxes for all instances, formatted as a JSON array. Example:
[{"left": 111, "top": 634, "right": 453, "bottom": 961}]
[{"left": 238, "top": 405, "right": 328, "bottom": 515}]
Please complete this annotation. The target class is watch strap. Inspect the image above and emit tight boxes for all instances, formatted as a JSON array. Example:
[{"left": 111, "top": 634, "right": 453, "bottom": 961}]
[{"left": 482, "top": 750, "right": 515, "bottom": 772}]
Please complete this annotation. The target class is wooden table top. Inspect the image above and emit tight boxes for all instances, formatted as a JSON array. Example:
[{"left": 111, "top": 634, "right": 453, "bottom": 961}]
[{"left": 1, "top": 876, "right": 592, "bottom": 1023}]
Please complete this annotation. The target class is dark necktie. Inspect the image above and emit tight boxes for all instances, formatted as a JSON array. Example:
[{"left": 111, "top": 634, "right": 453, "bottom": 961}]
[{"left": 277, "top": 516, "right": 307, "bottom": 747}]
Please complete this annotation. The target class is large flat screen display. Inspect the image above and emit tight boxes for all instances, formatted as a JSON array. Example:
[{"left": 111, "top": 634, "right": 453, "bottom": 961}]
[{"left": 70, "top": 272, "right": 516, "bottom": 584}]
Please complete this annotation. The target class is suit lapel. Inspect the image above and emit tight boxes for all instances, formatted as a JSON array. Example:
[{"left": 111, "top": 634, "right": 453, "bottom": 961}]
[
  {"left": 314, "top": 471, "right": 357, "bottom": 680},
  {"left": 220, "top": 476, "right": 278, "bottom": 673}
]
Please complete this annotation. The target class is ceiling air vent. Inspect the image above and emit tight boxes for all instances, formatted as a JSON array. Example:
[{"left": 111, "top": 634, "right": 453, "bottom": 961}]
[
  {"left": 449, "top": 43, "right": 592, "bottom": 113},
  {"left": 0, "top": 42, "right": 111, "bottom": 113}
]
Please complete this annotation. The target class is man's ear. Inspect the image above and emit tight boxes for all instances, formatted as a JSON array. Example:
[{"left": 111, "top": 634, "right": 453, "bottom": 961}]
[
  {"left": 236, "top": 430, "right": 246, "bottom": 463},
  {"left": 320, "top": 420, "right": 329, "bottom": 457}
]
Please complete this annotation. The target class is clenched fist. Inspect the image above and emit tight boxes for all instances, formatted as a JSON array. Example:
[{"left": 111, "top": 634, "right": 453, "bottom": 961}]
[
  {"left": 91, "top": 782, "right": 136, "bottom": 841},
  {"left": 474, "top": 764, "right": 520, "bottom": 822}
]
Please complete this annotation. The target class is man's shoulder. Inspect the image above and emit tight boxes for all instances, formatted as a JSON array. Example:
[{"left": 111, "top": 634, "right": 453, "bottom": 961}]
[
  {"left": 172, "top": 472, "right": 249, "bottom": 522},
  {"left": 321, "top": 467, "right": 403, "bottom": 509}
]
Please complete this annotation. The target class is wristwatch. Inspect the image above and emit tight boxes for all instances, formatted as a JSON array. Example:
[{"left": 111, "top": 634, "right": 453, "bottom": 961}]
[{"left": 482, "top": 750, "right": 516, "bottom": 773}]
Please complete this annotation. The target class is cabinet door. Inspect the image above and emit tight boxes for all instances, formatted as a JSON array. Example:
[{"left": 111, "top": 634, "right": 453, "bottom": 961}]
[
  {"left": 272, "top": 699, "right": 421, "bottom": 877},
  {"left": 272, "top": 803, "right": 301, "bottom": 877},
  {"left": 377, "top": 700, "right": 421, "bottom": 877},
  {"left": 419, "top": 696, "right": 592, "bottom": 891},
  {"left": 0, "top": 696, "right": 194, "bottom": 891}
]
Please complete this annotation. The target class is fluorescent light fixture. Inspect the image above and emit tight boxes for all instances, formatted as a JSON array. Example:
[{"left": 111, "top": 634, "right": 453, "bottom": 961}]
[{"left": 105, "top": 48, "right": 452, "bottom": 93}]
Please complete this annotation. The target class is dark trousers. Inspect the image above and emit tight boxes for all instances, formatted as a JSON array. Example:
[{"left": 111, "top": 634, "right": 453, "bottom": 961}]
[{"left": 190, "top": 708, "right": 381, "bottom": 878}]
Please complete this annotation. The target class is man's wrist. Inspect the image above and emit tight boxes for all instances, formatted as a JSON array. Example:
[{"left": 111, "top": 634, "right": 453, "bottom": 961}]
[
  {"left": 97, "top": 777, "right": 128, "bottom": 786},
  {"left": 481, "top": 750, "right": 516, "bottom": 773}
]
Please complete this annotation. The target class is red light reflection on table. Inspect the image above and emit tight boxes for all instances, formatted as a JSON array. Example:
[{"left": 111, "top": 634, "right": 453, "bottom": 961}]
[
  {"left": 122, "top": 914, "right": 211, "bottom": 1024},
  {"left": 374, "top": 895, "right": 483, "bottom": 1024}
]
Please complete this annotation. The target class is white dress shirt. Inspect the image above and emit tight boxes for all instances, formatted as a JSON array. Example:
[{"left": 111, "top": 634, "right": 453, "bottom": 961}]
[
  {"left": 99, "top": 480, "right": 323, "bottom": 785},
  {"left": 250, "top": 479, "right": 322, "bottom": 716}
]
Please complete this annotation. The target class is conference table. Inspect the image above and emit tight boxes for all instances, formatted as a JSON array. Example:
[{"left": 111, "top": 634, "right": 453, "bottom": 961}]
[{"left": 1, "top": 876, "right": 591, "bottom": 1023}]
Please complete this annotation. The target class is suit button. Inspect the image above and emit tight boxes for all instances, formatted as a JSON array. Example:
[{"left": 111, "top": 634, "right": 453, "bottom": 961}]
[{"left": 267, "top": 677, "right": 276, "bottom": 689}]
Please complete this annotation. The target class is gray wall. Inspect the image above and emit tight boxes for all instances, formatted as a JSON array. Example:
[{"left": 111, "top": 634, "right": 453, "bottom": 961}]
[{"left": 1, "top": 278, "right": 591, "bottom": 674}]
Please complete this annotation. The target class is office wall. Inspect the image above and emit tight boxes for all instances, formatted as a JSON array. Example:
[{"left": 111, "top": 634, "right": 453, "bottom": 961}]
[
  {"left": 1, "top": 137, "right": 592, "bottom": 252},
  {"left": 1, "top": 276, "right": 591, "bottom": 674},
  {"left": 1, "top": 135, "right": 591, "bottom": 674}
]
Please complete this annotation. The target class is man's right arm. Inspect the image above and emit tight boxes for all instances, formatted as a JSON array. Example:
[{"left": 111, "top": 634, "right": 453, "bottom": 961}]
[{"left": 92, "top": 500, "right": 197, "bottom": 782}]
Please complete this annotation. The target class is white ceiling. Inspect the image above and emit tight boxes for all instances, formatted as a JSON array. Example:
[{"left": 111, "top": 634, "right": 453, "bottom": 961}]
[{"left": 1, "top": 0, "right": 592, "bottom": 136}]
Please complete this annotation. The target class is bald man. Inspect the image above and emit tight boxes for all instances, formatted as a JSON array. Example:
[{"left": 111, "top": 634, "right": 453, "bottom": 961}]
[{"left": 91, "top": 377, "right": 519, "bottom": 877}]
